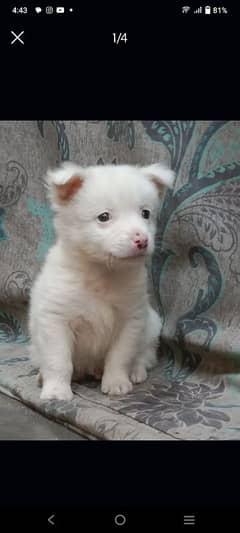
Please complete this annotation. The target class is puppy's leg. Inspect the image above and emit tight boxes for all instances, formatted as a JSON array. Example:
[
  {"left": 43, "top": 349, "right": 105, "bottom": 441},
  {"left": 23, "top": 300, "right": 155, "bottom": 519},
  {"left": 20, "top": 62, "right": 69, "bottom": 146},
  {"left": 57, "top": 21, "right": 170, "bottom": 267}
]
[
  {"left": 101, "top": 320, "right": 143, "bottom": 395},
  {"left": 130, "top": 307, "right": 162, "bottom": 384},
  {"left": 35, "top": 319, "right": 74, "bottom": 401}
]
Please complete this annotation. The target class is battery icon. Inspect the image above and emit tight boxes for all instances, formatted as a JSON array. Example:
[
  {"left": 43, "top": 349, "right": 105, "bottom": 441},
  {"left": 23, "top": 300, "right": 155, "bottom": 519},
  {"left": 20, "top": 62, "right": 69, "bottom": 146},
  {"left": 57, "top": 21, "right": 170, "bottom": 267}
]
[{"left": 205, "top": 5, "right": 211, "bottom": 14}]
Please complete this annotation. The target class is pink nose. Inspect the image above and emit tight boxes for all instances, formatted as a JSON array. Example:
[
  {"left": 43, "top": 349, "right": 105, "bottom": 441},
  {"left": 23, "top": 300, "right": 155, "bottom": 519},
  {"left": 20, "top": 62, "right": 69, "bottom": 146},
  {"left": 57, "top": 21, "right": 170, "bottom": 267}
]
[{"left": 133, "top": 234, "right": 148, "bottom": 250}]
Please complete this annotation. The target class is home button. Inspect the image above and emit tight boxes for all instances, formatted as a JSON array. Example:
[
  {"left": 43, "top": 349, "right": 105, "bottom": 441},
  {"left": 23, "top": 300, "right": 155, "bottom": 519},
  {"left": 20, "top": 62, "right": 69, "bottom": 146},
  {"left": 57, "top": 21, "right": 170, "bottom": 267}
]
[{"left": 114, "top": 514, "right": 127, "bottom": 526}]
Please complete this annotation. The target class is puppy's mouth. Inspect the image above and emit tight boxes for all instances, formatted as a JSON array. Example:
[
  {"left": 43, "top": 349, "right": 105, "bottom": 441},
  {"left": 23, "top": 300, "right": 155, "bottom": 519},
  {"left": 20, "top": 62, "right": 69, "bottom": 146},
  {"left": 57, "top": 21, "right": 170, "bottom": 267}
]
[{"left": 106, "top": 252, "right": 147, "bottom": 270}]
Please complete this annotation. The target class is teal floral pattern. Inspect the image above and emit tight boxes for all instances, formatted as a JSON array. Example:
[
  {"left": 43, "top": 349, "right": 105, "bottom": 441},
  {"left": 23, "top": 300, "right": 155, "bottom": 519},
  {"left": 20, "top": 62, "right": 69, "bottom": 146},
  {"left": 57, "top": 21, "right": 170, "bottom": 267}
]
[
  {"left": 37, "top": 120, "right": 70, "bottom": 161},
  {"left": 0, "top": 312, "right": 29, "bottom": 344},
  {"left": 28, "top": 197, "right": 55, "bottom": 261},
  {"left": 142, "top": 121, "right": 195, "bottom": 171},
  {"left": 0, "top": 160, "right": 28, "bottom": 207},
  {"left": 107, "top": 121, "right": 135, "bottom": 150},
  {"left": 0, "top": 208, "right": 7, "bottom": 240},
  {"left": 118, "top": 379, "right": 229, "bottom": 432},
  {"left": 143, "top": 122, "right": 240, "bottom": 379},
  {"left": 3, "top": 271, "right": 31, "bottom": 302}
]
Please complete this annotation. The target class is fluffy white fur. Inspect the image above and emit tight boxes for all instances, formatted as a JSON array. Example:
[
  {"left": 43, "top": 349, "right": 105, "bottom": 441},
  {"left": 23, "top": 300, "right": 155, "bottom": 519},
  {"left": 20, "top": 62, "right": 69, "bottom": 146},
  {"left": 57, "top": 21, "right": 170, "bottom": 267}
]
[{"left": 29, "top": 162, "right": 175, "bottom": 401}]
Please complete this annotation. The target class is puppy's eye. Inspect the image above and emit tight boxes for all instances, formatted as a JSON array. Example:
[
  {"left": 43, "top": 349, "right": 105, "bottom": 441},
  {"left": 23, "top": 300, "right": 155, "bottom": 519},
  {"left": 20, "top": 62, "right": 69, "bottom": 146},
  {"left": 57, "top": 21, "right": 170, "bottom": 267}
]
[
  {"left": 141, "top": 209, "right": 150, "bottom": 219},
  {"left": 97, "top": 212, "right": 110, "bottom": 222}
]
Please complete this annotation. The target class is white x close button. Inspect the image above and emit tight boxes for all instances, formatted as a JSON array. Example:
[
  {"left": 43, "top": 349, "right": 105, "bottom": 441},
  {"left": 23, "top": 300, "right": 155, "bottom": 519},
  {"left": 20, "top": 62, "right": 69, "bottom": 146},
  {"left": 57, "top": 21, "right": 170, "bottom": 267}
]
[{"left": 10, "top": 30, "right": 24, "bottom": 45}]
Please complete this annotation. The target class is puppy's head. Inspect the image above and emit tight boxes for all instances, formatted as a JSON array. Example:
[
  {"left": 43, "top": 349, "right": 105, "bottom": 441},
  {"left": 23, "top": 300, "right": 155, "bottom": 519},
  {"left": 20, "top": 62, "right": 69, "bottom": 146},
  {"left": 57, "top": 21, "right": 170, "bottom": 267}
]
[{"left": 47, "top": 162, "right": 175, "bottom": 265}]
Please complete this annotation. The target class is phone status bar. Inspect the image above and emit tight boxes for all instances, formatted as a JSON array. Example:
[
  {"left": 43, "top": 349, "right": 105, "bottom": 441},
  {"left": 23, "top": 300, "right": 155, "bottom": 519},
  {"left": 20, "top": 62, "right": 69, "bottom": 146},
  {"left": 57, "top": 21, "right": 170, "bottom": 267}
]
[{"left": 11, "top": 6, "right": 74, "bottom": 15}]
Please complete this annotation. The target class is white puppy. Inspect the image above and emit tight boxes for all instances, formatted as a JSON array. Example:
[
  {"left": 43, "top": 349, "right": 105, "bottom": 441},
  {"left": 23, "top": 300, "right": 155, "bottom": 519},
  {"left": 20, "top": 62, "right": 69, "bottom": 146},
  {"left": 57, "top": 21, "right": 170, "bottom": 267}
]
[{"left": 29, "top": 162, "right": 175, "bottom": 401}]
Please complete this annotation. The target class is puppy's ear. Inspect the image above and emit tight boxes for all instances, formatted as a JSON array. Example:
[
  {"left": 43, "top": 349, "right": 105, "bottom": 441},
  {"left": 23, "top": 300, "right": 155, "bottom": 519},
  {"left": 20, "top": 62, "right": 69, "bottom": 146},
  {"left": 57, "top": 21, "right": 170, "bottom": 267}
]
[
  {"left": 140, "top": 163, "right": 175, "bottom": 193},
  {"left": 46, "top": 163, "right": 85, "bottom": 206}
]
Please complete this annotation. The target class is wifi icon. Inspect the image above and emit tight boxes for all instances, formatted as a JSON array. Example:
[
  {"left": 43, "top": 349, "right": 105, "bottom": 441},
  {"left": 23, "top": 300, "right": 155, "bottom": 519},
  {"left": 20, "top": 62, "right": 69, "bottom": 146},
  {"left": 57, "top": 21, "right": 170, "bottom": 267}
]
[{"left": 182, "top": 6, "right": 191, "bottom": 13}]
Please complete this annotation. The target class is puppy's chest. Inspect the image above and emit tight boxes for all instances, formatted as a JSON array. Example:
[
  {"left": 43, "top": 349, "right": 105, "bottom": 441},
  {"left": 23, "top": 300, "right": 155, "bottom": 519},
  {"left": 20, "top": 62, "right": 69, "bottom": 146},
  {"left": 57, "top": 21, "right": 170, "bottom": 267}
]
[
  {"left": 70, "top": 293, "right": 117, "bottom": 359},
  {"left": 70, "top": 275, "right": 134, "bottom": 354},
  {"left": 84, "top": 273, "right": 130, "bottom": 310},
  {"left": 70, "top": 277, "right": 117, "bottom": 326},
  {"left": 70, "top": 267, "right": 146, "bottom": 337}
]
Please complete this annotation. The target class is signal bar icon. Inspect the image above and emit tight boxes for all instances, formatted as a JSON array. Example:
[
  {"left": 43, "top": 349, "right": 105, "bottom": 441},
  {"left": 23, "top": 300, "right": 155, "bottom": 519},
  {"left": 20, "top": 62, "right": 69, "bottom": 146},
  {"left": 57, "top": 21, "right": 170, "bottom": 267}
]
[{"left": 194, "top": 6, "right": 202, "bottom": 14}]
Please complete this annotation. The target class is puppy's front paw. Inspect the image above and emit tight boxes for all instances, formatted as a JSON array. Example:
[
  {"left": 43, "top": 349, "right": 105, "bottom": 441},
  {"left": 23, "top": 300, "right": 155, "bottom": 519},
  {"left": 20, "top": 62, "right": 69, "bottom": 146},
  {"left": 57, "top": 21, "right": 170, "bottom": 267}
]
[
  {"left": 40, "top": 381, "right": 73, "bottom": 401},
  {"left": 130, "top": 365, "right": 147, "bottom": 384},
  {"left": 101, "top": 373, "right": 133, "bottom": 395}
]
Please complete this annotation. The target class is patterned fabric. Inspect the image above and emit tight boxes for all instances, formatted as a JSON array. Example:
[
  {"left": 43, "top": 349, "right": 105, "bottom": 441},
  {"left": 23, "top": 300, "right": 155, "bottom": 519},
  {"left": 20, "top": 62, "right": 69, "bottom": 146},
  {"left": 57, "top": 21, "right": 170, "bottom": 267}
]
[{"left": 1, "top": 120, "right": 240, "bottom": 440}]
